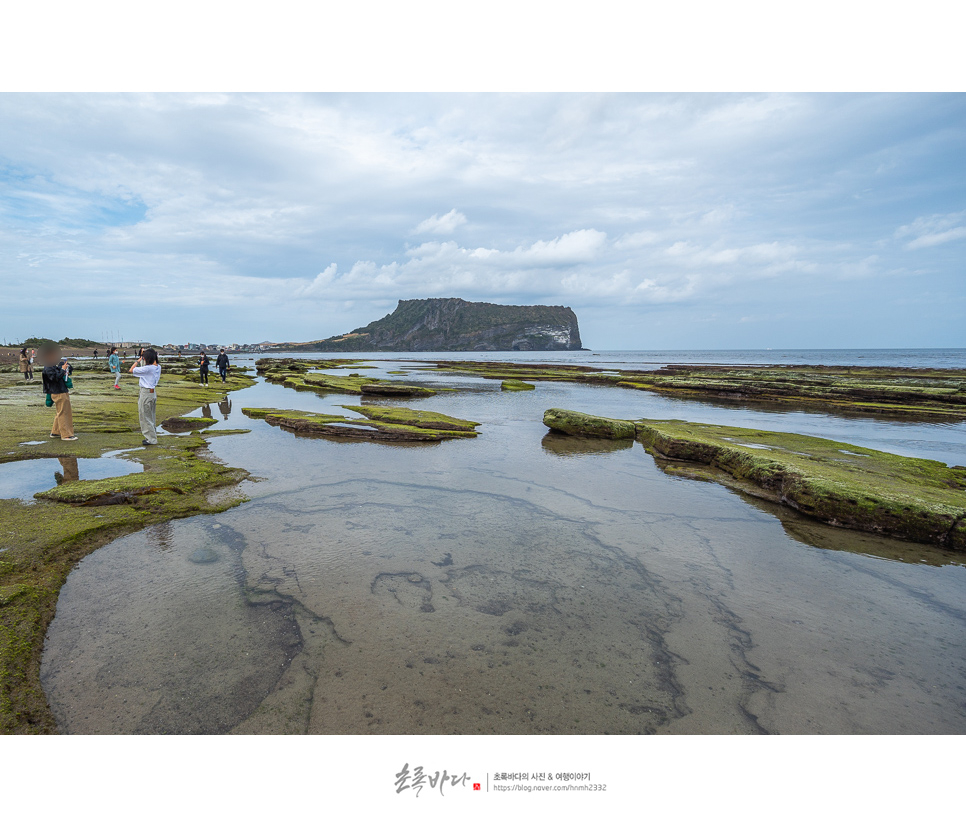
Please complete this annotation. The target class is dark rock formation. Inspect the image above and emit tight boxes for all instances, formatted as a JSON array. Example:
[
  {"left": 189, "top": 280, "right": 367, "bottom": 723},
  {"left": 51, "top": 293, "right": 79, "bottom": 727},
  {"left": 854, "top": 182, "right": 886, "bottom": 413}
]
[{"left": 289, "top": 298, "right": 583, "bottom": 352}]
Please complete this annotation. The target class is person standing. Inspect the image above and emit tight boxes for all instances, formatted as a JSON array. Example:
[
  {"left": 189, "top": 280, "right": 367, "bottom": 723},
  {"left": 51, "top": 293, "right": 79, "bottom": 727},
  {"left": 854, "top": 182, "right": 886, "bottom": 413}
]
[
  {"left": 198, "top": 351, "right": 210, "bottom": 387},
  {"left": 93, "top": 348, "right": 99, "bottom": 360},
  {"left": 18, "top": 348, "right": 31, "bottom": 380},
  {"left": 28, "top": 349, "right": 36, "bottom": 378},
  {"left": 108, "top": 346, "right": 122, "bottom": 389},
  {"left": 130, "top": 348, "right": 161, "bottom": 446},
  {"left": 41, "top": 346, "right": 77, "bottom": 441},
  {"left": 216, "top": 349, "right": 230, "bottom": 383}
]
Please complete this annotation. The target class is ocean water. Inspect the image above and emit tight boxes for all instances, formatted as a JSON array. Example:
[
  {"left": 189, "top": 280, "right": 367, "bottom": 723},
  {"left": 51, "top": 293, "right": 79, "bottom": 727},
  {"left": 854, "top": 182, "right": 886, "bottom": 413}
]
[
  {"left": 40, "top": 352, "right": 966, "bottom": 734},
  {"left": 255, "top": 347, "right": 966, "bottom": 370}
]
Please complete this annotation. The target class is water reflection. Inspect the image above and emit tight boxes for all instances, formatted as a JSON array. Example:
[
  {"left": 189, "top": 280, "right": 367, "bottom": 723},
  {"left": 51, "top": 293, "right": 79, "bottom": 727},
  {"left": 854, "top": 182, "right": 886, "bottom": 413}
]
[
  {"left": 54, "top": 456, "right": 79, "bottom": 484},
  {"left": 0, "top": 455, "right": 143, "bottom": 501},
  {"left": 540, "top": 433, "right": 634, "bottom": 457},
  {"left": 218, "top": 398, "right": 232, "bottom": 421},
  {"left": 39, "top": 359, "right": 966, "bottom": 735}
]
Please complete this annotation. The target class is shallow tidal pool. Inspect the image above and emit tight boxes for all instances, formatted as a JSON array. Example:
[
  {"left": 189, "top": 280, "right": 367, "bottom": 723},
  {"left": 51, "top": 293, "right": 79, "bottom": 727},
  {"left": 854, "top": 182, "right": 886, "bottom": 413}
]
[{"left": 41, "top": 359, "right": 966, "bottom": 734}]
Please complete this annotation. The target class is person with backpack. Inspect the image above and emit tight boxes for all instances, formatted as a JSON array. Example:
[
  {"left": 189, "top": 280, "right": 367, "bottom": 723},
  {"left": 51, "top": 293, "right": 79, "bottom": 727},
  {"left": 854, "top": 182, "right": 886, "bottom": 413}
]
[
  {"left": 108, "top": 346, "right": 122, "bottom": 389},
  {"left": 41, "top": 345, "right": 77, "bottom": 441},
  {"left": 216, "top": 349, "right": 230, "bottom": 383}
]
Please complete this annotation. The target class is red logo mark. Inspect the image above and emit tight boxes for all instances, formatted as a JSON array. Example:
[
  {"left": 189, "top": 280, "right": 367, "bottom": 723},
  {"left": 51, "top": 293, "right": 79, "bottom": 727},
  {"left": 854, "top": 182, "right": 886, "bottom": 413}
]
[{"left": 473, "top": 783, "right": 481, "bottom": 791}]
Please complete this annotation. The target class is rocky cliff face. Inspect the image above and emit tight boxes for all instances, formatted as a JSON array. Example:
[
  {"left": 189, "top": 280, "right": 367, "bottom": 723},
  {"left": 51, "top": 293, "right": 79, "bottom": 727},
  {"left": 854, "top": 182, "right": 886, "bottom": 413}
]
[{"left": 301, "top": 298, "right": 583, "bottom": 352}]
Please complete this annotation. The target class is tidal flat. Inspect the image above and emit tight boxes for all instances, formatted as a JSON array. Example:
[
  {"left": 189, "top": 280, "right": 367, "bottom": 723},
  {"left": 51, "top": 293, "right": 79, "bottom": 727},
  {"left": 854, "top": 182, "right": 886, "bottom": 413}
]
[
  {"left": 31, "top": 355, "right": 966, "bottom": 734},
  {"left": 0, "top": 360, "right": 257, "bottom": 732}
]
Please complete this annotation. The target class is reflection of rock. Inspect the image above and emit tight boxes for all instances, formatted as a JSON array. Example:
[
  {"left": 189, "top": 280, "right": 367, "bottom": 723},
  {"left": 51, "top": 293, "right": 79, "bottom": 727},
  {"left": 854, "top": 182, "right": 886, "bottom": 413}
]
[
  {"left": 541, "top": 433, "right": 634, "bottom": 457},
  {"left": 160, "top": 416, "right": 218, "bottom": 433},
  {"left": 638, "top": 418, "right": 966, "bottom": 552},
  {"left": 360, "top": 384, "right": 435, "bottom": 398},
  {"left": 543, "top": 408, "right": 636, "bottom": 439}
]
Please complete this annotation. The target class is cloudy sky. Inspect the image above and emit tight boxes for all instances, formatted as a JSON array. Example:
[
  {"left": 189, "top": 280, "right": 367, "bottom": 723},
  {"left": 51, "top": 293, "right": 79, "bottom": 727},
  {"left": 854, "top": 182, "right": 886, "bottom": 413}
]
[{"left": 1, "top": 92, "right": 963, "bottom": 349}]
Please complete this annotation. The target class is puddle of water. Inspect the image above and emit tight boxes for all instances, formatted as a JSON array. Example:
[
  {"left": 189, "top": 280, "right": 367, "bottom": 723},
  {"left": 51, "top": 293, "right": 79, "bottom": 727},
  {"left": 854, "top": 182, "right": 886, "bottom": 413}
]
[
  {"left": 19, "top": 440, "right": 47, "bottom": 446},
  {"left": 39, "top": 359, "right": 966, "bottom": 735},
  {"left": 0, "top": 456, "right": 144, "bottom": 502}
]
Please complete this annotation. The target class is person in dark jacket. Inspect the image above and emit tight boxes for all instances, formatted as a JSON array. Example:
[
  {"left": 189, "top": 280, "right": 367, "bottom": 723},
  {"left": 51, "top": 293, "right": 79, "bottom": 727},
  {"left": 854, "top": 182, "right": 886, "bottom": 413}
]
[
  {"left": 198, "top": 352, "right": 210, "bottom": 387},
  {"left": 215, "top": 349, "right": 230, "bottom": 383},
  {"left": 41, "top": 346, "right": 77, "bottom": 440}
]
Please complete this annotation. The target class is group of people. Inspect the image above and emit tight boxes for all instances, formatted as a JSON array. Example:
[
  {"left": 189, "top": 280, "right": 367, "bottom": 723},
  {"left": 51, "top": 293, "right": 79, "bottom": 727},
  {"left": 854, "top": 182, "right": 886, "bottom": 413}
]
[
  {"left": 197, "top": 349, "right": 231, "bottom": 387},
  {"left": 39, "top": 346, "right": 233, "bottom": 447}
]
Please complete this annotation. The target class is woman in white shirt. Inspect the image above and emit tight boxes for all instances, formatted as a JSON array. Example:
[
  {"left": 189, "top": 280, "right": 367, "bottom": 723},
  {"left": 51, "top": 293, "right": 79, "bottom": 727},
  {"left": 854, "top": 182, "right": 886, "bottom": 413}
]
[{"left": 130, "top": 348, "right": 162, "bottom": 446}]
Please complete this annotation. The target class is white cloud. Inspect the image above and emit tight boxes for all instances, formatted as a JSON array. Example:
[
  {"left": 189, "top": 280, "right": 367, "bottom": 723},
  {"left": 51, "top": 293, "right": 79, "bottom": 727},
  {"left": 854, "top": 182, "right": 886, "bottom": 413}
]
[
  {"left": 413, "top": 209, "right": 467, "bottom": 235},
  {"left": 896, "top": 211, "right": 966, "bottom": 250}
]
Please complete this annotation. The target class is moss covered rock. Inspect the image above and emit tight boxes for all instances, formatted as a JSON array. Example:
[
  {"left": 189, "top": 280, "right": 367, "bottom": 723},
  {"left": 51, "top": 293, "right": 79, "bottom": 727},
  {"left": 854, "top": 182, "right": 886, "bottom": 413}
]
[
  {"left": 502, "top": 380, "right": 536, "bottom": 391},
  {"left": 636, "top": 419, "right": 966, "bottom": 552},
  {"left": 543, "top": 408, "right": 637, "bottom": 440}
]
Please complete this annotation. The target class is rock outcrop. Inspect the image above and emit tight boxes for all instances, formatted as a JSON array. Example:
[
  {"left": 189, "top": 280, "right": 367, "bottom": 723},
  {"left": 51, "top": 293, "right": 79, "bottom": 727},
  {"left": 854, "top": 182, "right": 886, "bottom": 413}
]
[{"left": 288, "top": 298, "right": 583, "bottom": 352}]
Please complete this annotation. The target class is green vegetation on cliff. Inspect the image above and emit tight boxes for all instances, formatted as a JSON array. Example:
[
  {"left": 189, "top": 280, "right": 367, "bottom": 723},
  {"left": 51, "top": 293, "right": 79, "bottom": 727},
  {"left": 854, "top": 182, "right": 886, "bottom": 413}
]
[{"left": 278, "top": 297, "right": 583, "bottom": 352}]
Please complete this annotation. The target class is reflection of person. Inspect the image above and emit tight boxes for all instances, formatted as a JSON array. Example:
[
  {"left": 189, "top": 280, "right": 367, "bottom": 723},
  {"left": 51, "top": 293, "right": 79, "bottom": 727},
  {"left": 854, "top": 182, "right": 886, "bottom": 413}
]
[
  {"left": 130, "top": 348, "right": 161, "bottom": 446},
  {"left": 216, "top": 349, "right": 230, "bottom": 382},
  {"left": 55, "top": 456, "right": 80, "bottom": 484},
  {"left": 18, "top": 348, "right": 31, "bottom": 380},
  {"left": 218, "top": 397, "right": 231, "bottom": 420},
  {"left": 198, "top": 352, "right": 210, "bottom": 387},
  {"left": 201, "top": 403, "right": 213, "bottom": 420},
  {"left": 41, "top": 346, "right": 77, "bottom": 441},
  {"left": 108, "top": 347, "right": 122, "bottom": 389}
]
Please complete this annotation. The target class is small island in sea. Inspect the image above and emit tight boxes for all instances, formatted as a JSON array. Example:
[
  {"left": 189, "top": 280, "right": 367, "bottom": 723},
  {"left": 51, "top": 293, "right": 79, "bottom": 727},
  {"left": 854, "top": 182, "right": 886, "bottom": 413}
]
[{"left": 269, "top": 297, "right": 584, "bottom": 352}]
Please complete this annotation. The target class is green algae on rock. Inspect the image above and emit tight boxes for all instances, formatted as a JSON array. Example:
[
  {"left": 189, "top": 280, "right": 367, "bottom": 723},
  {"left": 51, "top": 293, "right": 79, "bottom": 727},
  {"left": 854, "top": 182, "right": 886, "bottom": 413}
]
[
  {"left": 160, "top": 416, "right": 218, "bottom": 433},
  {"left": 543, "top": 407, "right": 636, "bottom": 440},
  {"left": 541, "top": 408, "right": 966, "bottom": 552},
  {"left": 434, "top": 360, "right": 966, "bottom": 421},
  {"left": 638, "top": 420, "right": 966, "bottom": 551},
  {"left": 501, "top": 380, "right": 536, "bottom": 391},
  {"left": 0, "top": 365, "right": 256, "bottom": 733},
  {"left": 242, "top": 406, "right": 479, "bottom": 441}
]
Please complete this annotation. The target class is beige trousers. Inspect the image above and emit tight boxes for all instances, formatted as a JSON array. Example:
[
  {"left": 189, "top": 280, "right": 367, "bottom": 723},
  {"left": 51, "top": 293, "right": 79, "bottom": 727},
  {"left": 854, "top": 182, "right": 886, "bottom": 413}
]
[
  {"left": 50, "top": 392, "right": 74, "bottom": 438},
  {"left": 139, "top": 388, "right": 158, "bottom": 444}
]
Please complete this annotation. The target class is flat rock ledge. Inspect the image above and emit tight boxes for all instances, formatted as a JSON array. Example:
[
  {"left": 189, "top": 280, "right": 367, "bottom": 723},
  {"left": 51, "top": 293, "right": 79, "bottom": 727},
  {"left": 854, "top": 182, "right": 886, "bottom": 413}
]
[
  {"left": 543, "top": 408, "right": 966, "bottom": 552},
  {"left": 243, "top": 406, "right": 479, "bottom": 442}
]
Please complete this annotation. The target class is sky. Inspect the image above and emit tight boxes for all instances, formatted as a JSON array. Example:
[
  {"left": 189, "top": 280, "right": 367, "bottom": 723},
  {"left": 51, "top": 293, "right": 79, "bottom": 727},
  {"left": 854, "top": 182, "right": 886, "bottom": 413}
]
[{"left": 1, "top": 92, "right": 964, "bottom": 349}]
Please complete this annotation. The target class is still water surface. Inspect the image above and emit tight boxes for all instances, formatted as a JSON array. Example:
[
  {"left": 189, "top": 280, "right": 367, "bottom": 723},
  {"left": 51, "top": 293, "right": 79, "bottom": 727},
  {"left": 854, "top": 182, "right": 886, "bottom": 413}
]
[{"left": 41, "top": 352, "right": 966, "bottom": 733}]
